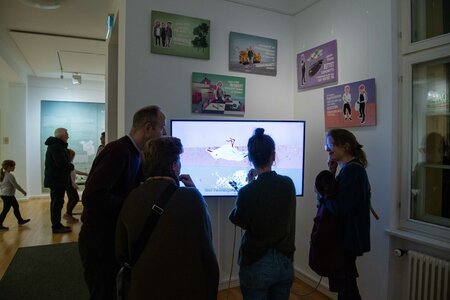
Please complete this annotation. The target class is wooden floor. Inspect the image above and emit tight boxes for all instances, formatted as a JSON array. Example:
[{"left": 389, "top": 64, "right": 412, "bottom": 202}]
[{"left": 0, "top": 198, "right": 331, "bottom": 300}]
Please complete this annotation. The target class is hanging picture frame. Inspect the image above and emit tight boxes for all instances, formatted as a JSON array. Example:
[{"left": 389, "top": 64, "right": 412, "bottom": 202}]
[
  {"left": 297, "top": 40, "right": 338, "bottom": 91},
  {"left": 229, "top": 32, "right": 277, "bottom": 76},
  {"left": 192, "top": 72, "right": 246, "bottom": 116},
  {"left": 151, "top": 10, "right": 210, "bottom": 60},
  {"left": 324, "top": 78, "right": 377, "bottom": 128}
]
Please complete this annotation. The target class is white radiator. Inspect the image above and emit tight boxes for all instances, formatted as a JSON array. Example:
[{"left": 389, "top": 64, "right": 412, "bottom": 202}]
[{"left": 408, "top": 250, "right": 449, "bottom": 300}]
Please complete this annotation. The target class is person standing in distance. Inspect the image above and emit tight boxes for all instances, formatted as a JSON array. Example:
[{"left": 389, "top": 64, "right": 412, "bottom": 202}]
[
  {"left": 78, "top": 105, "right": 166, "bottom": 300},
  {"left": 95, "top": 131, "right": 106, "bottom": 157},
  {"left": 44, "top": 128, "right": 74, "bottom": 233},
  {"left": 229, "top": 128, "right": 296, "bottom": 300}
]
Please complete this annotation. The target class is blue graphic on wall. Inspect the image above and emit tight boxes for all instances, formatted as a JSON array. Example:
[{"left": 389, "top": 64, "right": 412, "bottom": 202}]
[{"left": 40, "top": 100, "right": 105, "bottom": 191}]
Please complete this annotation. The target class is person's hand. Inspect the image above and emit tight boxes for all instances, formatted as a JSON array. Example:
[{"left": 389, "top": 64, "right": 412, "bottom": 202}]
[
  {"left": 23, "top": 192, "right": 27, "bottom": 196},
  {"left": 328, "top": 160, "right": 338, "bottom": 175},
  {"left": 247, "top": 169, "right": 257, "bottom": 182},
  {"left": 179, "top": 174, "right": 196, "bottom": 188}
]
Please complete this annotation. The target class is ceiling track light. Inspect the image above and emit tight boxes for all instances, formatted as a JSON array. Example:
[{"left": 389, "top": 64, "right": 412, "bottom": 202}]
[
  {"left": 72, "top": 73, "right": 82, "bottom": 85},
  {"left": 19, "top": 0, "right": 62, "bottom": 9}
]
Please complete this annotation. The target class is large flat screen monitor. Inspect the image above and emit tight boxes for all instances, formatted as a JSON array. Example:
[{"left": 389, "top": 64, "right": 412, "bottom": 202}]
[{"left": 171, "top": 120, "right": 305, "bottom": 197}]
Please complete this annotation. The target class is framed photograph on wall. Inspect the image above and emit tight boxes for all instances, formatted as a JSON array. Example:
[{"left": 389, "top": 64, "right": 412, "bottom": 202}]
[
  {"left": 297, "top": 40, "right": 338, "bottom": 91},
  {"left": 192, "top": 72, "right": 246, "bottom": 116},
  {"left": 151, "top": 10, "right": 210, "bottom": 60},
  {"left": 229, "top": 32, "right": 277, "bottom": 76},
  {"left": 324, "top": 78, "right": 377, "bottom": 128}
]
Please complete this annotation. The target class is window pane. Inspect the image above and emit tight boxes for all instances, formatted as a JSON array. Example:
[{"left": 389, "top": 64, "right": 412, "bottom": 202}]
[
  {"left": 411, "top": 57, "right": 450, "bottom": 227},
  {"left": 411, "top": 0, "right": 450, "bottom": 43}
]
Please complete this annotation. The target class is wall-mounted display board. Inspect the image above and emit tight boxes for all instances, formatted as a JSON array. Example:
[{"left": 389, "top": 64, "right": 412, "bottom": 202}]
[
  {"left": 191, "top": 72, "right": 245, "bottom": 116},
  {"left": 229, "top": 32, "right": 277, "bottom": 76},
  {"left": 297, "top": 40, "right": 338, "bottom": 91},
  {"left": 324, "top": 78, "right": 376, "bottom": 128},
  {"left": 151, "top": 10, "right": 210, "bottom": 60}
]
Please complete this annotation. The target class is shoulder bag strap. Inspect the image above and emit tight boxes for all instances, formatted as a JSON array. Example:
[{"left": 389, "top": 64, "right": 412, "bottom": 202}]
[{"left": 128, "top": 183, "right": 178, "bottom": 267}]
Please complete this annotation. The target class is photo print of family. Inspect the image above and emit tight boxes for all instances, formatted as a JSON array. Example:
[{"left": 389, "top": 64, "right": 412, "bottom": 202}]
[
  {"left": 228, "top": 32, "right": 278, "bottom": 76},
  {"left": 191, "top": 72, "right": 246, "bottom": 116},
  {"left": 151, "top": 10, "right": 210, "bottom": 60},
  {"left": 297, "top": 40, "right": 338, "bottom": 90},
  {"left": 324, "top": 78, "right": 377, "bottom": 128}
]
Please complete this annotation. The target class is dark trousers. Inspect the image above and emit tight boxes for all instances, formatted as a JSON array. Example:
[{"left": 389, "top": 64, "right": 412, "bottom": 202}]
[
  {"left": 359, "top": 103, "right": 366, "bottom": 123},
  {"left": 65, "top": 185, "right": 79, "bottom": 215},
  {"left": 0, "top": 195, "right": 24, "bottom": 224},
  {"left": 79, "top": 224, "right": 118, "bottom": 300},
  {"left": 328, "top": 253, "right": 361, "bottom": 300},
  {"left": 343, "top": 103, "right": 351, "bottom": 115},
  {"left": 50, "top": 187, "right": 65, "bottom": 229}
]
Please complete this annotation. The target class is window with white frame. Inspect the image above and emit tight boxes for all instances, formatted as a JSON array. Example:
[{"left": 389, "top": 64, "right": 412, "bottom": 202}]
[{"left": 400, "top": 0, "right": 450, "bottom": 240}]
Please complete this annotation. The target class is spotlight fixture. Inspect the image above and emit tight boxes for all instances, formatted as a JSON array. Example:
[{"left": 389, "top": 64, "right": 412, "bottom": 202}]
[
  {"left": 19, "top": 0, "right": 62, "bottom": 9},
  {"left": 72, "top": 73, "right": 82, "bottom": 85}
]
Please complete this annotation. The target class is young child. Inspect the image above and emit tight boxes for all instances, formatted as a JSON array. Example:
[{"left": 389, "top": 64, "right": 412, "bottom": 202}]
[
  {"left": 315, "top": 169, "right": 337, "bottom": 198},
  {"left": 64, "top": 149, "right": 88, "bottom": 223},
  {"left": 0, "top": 160, "right": 30, "bottom": 230}
]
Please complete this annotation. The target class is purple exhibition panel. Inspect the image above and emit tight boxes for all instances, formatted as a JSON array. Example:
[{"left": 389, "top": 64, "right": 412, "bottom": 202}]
[
  {"left": 324, "top": 78, "right": 377, "bottom": 128},
  {"left": 297, "top": 40, "right": 338, "bottom": 91}
]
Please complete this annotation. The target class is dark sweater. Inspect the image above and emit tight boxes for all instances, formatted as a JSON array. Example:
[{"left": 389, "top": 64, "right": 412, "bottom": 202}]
[
  {"left": 81, "top": 135, "right": 144, "bottom": 228},
  {"left": 320, "top": 159, "right": 371, "bottom": 256},
  {"left": 229, "top": 171, "right": 296, "bottom": 266},
  {"left": 44, "top": 136, "right": 74, "bottom": 189}
]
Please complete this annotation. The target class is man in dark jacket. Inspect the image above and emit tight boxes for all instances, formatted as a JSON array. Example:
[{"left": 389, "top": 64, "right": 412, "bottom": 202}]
[
  {"left": 79, "top": 105, "right": 166, "bottom": 300},
  {"left": 44, "top": 127, "right": 74, "bottom": 233}
]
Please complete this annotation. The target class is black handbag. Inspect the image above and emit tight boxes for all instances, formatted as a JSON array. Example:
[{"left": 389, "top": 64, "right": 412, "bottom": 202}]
[
  {"left": 116, "top": 183, "right": 178, "bottom": 299},
  {"left": 308, "top": 202, "right": 345, "bottom": 277}
]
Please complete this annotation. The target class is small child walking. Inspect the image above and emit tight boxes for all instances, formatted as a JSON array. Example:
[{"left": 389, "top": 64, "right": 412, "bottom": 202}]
[
  {"left": 63, "top": 149, "right": 88, "bottom": 223},
  {"left": 0, "top": 160, "right": 30, "bottom": 230}
]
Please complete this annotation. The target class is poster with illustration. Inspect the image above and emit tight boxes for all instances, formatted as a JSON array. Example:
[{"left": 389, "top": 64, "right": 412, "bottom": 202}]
[
  {"left": 229, "top": 32, "right": 277, "bottom": 76},
  {"left": 192, "top": 72, "right": 246, "bottom": 116},
  {"left": 324, "top": 78, "right": 376, "bottom": 128},
  {"left": 151, "top": 10, "right": 210, "bottom": 60},
  {"left": 297, "top": 40, "right": 338, "bottom": 90}
]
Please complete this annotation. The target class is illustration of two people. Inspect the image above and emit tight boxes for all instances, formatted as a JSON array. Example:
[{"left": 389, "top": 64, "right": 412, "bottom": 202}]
[
  {"left": 342, "top": 84, "right": 367, "bottom": 124},
  {"left": 153, "top": 20, "right": 173, "bottom": 48}
]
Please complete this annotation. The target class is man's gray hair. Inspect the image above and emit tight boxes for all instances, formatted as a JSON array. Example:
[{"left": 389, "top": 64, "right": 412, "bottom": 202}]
[
  {"left": 54, "top": 128, "right": 67, "bottom": 138},
  {"left": 132, "top": 105, "right": 161, "bottom": 129}
]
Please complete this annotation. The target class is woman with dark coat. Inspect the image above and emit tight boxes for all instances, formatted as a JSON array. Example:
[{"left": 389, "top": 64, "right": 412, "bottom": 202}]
[
  {"left": 116, "top": 137, "right": 219, "bottom": 300},
  {"left": 322, "top": 128, "right": 372, "bottom": 300}
]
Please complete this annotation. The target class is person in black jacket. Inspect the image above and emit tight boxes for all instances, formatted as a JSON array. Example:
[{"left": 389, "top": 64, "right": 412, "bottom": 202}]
[
  {"left": 322, "top": 128, "right": 372, "bottom": 300},
  {"left": 44, "top": 127, "right": 74, "bottom": 233},
  {"left": 79, "top": 105, "right": 166, "bottom": 300}
]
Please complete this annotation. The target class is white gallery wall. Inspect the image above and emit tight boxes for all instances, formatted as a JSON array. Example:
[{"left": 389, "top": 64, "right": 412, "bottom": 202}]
[
  {"left": 0, "top": 81, "right": 27, "bottom": 198},
  {"left": 117, "top": 0, "right": 298, "bottom": 291},
  {"left": 120, "top": 0, "right": 296, "bottom": 131},
  {"left": 292, "top": 0, "right": 394, "bottom": 299},
  {"left": 26, "top": 77, "right": 105, "bottom": 196},
  {"left": 1, "top": 0, "right": 446, "bottom": 299}
]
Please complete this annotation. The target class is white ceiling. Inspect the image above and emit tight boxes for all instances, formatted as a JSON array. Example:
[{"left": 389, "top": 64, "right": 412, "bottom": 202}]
[
  {"left": 224, "top": 0, "right": 320, "bottom": 16},
  {"left": 0, "top": 0, "right": 113, "bottom": 83},
  {"left": 0, "top": 0, "right": 317, "bottom": 84}
]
